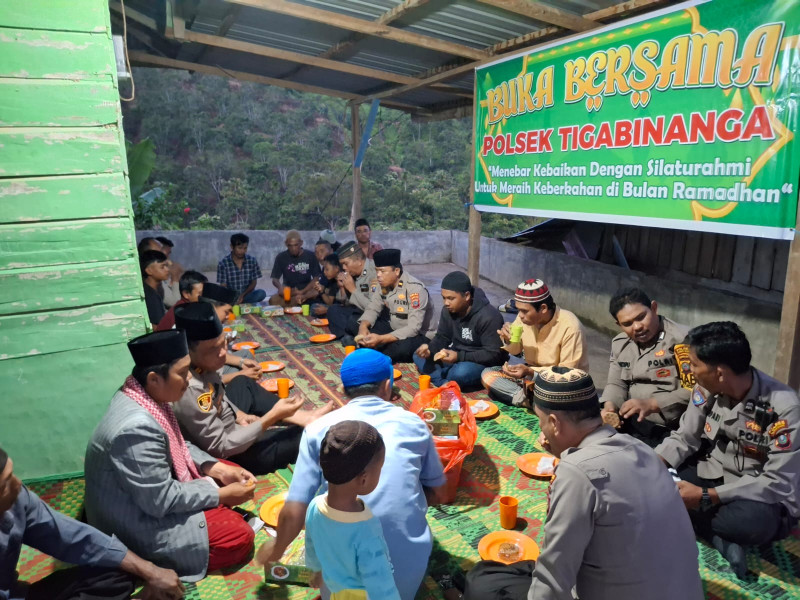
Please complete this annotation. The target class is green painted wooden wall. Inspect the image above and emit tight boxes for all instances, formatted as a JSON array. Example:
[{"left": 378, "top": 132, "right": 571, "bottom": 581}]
[{"left": 0, "top": 0, "right": 149, "bottom": 479}]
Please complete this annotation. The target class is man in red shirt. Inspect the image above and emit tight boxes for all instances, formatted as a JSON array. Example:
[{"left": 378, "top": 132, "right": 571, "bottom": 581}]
[{"left": 156, "top": 271, "right": 208, "bottom": 331}]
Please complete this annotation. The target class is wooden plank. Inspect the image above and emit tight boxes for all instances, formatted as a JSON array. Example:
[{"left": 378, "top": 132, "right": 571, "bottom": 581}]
[
  {"left": 0, "top": 342, "right": 144, "bottom": 479},
  {"left": 0, "top": 173, "right": 129, "bottom": 224},
  {"left": 474, "top": 0, "right": 599, "bottom": 32},
  {"left": 0, "top": 0, "right": 109, "bottom": 33},
  {"left": 229, "top": 0, "right": 488, "bottom": 60},
  {"left": 731, "top": 236, "right": 755, "bottom": 285},
  {"left": 0, "top": 219, "right": 135, "bottom": 269},
  {"left": 0, "top": 299, "right": 148, "bottom": 359},
  {"left": 0, "top": 28, "right": 114, "bottom": 80},
  {"left": 657, "top": 230, "right": 673, "bottom": 268},
  {"left": 751, "top": 238, "right": 777, "bottom": 289},
  {"left": 646, "top": 230, "right": 661, "bottom": 267},
  {"left": 772, "top": 241, "right": 790, "bottom": 292},
  {"left": 774, "top": 234, "right": 800, "bottom": 388},
  {"left": 682, "top": 232, "right": 701, "bottom": 275},
  {"left": 0, "top": 260, "right": 142, "bottom": 316},
  {"left": 624, "top": 226, "right": 639, "bottom": 258},
  {"left": 0, "top": 78, "right": 118, "bottom": 127},
  {"left": 637, "top": 228, "right": 650, "bottom": 266},
  {"left": 712, "top": 234, "right": 736, "bottom": 282},
  {"left": 696, "top": 233, "right": 717, "bottom": 278},
  {"left": 669, "top": 231, "right": 686, "bottom": 269},
  {"left": 0, "top": 127, "right": 123, "bottom": 177}
]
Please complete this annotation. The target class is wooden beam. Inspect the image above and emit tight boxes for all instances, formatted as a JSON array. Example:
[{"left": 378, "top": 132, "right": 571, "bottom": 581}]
[
  {"left": 227, "top": 0, "right": 488, "bottom": 60},
  {"left": 127, "top": 51, "right": 427, "bottom": 114},
  {"left": 108, "top": 1, "right": 158, "bottom": 31},
  {"left": 349, "top": 103, "right": 362, "bottom": 231},
  {"left": 468, "top": 83, "right": 481, "bottom": 285},
  {"left": 475, "top": 0, "right": 599, "bottom": 32},
  {"left": 774, "top": 215, "right": 800, "bottom": 389}
]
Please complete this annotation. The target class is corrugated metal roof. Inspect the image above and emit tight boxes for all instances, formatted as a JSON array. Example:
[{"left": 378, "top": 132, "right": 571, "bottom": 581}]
[{"left": 115, "top": 0, "right": 680, "bottom": 117}]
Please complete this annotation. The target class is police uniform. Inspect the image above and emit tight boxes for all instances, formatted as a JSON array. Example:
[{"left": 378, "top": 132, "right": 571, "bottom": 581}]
[
  {"left": 358, "top": 251, "right": 433, "bottom": 363},
  {"left": 601, "top": 316, "right": 691, "bottom": 444},
  {"left": 656, "top": 368, "right": 800, "bottom": 545},
  {"left": 173, "top": 303, "right": 302, "bottom": 475},
  {"left": 464, "top": 368, "right": 703, "bottom": 600},
  {"left": 327, "top": 254, "right": 378, "bottom": 339}
]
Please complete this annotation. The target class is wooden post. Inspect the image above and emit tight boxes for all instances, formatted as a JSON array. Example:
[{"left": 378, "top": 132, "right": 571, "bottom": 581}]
[
  {"left": 349, "top": 102, "right": 361, "bottom": 231},
  {"left": 467, "top": 78, "right": 481, "bottom": 285},
  {"left": 774, "top": 207, "right": 800, "bottom": 389}
]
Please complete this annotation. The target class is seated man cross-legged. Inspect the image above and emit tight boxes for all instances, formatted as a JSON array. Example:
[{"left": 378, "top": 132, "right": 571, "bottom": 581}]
[
  {"left": 269, "top": 230, "right": 320, "bottom": 307},
  {"left": 463, "top": 367, "right": 703, "bottom": 600},
  {"left": 84, "top": 330, "right": 258, "bottom": 581},
  {"left": 601, "top": 288, "right": 691, "bottom": 446},
  {"left": 482, "top": 279, "right": 588, "bottom": 406},
  {"left": 217, "top": 232, "right": 267, "bottom": 305},
  {"left": 414, "top": 271, "right": 507, "bottom": 391},
  {"left": 173, "top": 303, "right": 333, "bottom": 475},
  {"left": 0, "top": 447, "right": 183, "bottom": 600},
  {"left": 655, "top": 321, "right": 800, "bottom": 578},
  {"left": 326, "top": 241, "right": 377, "bottom": 339}
]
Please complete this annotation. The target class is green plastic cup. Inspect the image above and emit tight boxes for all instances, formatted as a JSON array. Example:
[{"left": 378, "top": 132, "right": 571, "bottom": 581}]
[
  {"left": 232, "top": 304, "right": 240, "bottom": 317},
  {"left": 510, "top": 324, "right": 524, "bottom": 344},
  {"left": 301, "top": 304, "right": 310, "bottom": 316}
]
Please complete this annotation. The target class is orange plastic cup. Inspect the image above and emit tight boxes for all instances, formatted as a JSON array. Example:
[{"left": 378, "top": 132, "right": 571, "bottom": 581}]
[
  {"left": 283, "top": 286, "right": 292, "bottom": 303},
  {"left": 276, "top": 378, "right": 290, "bottom": 399},
  {"left": 499, "top": 496, "right": 518, "bottom": 529},
  {"left": 419, "top": 374, "right": 431, "bottom": 391},
  {"left": 344, "top": 345, "right": 356, "bottom": 356},
  {"left": 249, "top": 349, "right": 256, "bottom": 357}
]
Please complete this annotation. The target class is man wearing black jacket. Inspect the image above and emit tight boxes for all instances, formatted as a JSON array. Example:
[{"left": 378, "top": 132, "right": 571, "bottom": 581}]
[{"left": 414, "top": 271, "right": 507, "bottom": 391}]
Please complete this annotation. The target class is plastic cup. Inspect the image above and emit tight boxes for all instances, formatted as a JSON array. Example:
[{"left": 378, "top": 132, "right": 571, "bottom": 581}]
[
  {"left": 510, "top": 324, "right": 524, "bottom": 344},
  {"left": 283, "top": 287, "right": 292, "bottom": 303},
  {"left": 276, "top": 378, "right": 290, "bottom": 399},
  {"left": 302, "top": 304, "right": 310, "bottom": 316},
  {"left": 344, "top": 345, "right": 356, "bottom": 356},
  {"left": 499, "top": 495, "right": 519, "bottom": 529},
  {"left": 232, "top": 304, "right": 240, "bottom": 317},
  {"left": 419, "top": 374, "right": 431, "bottom": 391}
]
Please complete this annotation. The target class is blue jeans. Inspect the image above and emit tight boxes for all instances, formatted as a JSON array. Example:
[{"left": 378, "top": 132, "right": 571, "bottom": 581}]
[
  {"left": 242, "top": 289, "right": 267, "bottom": 303},
  {"left": 412, "top": 354, "right": 486, "bottom": 391}
]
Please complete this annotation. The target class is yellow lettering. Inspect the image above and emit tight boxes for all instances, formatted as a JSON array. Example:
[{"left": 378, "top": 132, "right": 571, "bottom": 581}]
[
  {"left": 656, "top": 36, "right": 689, "bottom": 90},
  {"left": 520, "top": 73, "right": 536, "bottom": 112},
  {"left": 586, "top": 51, "right": 607, "bottom": 96},
  {"left": 605, "top": 46, "right": 632, "bottom": 95},
  {"left": 564, "top": 58, "right": 587, "bottom": 102},
  {"left": 629, "top": 41, "right": 659, "bottom": 92},
  {"left": 734, "top": 23, "right": 783, "bottom": 86},
  {"left": 688, "top": 30, "right": 737, "bottom": 86},
  {"left": 535, "top": 66, "right": 555, "bottom": 109},
  {"left": 487, "top": 88, "right": 503, "bottom": 124}
]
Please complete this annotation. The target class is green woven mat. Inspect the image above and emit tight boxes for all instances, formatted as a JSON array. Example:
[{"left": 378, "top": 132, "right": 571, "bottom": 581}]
[{"left": 18, "top": 314, "right": 800, "bottom": 599}]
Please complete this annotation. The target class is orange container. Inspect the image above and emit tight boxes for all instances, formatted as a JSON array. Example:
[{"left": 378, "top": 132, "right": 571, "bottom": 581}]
[
  {"left": 276, "top": 378, "right": 290, "bottom": 399},
  {"left": 283, "top": 286, "right": 292, "bottom": 302},
  {"left": 344, "top": 345, "right": 356, "bottom": 356},
  {"left": 419, "top": 374, "right": 431, "bottom": 391},
  {"left": 499, "top": 496, "right": 519, "bottom": 529}
]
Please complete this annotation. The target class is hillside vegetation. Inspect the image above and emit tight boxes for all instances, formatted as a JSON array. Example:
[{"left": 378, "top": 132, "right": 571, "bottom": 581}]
[{"left": 122, "top": 68, "right": 535, "bottom": 237}]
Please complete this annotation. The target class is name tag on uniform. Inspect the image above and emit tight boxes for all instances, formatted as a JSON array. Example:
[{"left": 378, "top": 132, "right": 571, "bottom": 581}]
[
  {"left": 396, "top": 313, "right": 408, "bottom": 320},
  {"left": 704, "top": 410, "right": 722, "bottom": 440},
  {"left": 360, "top": 284, "right": 369, "bottom": 292}
]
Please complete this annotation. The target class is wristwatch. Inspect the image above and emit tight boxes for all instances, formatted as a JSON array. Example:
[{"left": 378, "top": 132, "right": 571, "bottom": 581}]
[{"left": 700, "top": 487, "right": 713, "bottom": 511}]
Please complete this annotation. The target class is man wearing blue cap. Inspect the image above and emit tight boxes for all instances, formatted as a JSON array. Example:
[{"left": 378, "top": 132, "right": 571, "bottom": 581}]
[{"left": 260, "top": 349, "right": 447, "bottom": 600}]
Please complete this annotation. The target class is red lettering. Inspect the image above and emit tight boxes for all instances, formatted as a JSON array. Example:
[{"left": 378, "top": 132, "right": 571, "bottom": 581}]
[
  {"left": 741, "top": 105, "right": 775, "bottom": 141},
  {"left": 664, "top": 114, "right": 689, "bottom": 144},
  {"left": 540, "top": 128, "right": 553, "bottom": 152},
  {"left": 615, "top": 120, "right": 633, "bottom": 147},
  {"left": 482, "top": 136, "right": 493, "bottom": 156},
  {"left": 716, "top": 108, "right": 743, "bottom": 142},
  {"left": 578, "top": 124, "right": 595, "bottom": 150},
  {"left": 689, "top": 110, "right": 716, "bottom": 143},
  {"left": 595, "top": 122, "right": 613, "bottom": 148},
  {"left": 514, "top": 131, "right": 527, "bottom": 154}
]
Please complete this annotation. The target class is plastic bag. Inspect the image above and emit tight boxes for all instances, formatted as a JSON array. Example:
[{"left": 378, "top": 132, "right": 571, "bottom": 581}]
[{"left": 409, "top": 381, "right": 477, "bottom": 472}]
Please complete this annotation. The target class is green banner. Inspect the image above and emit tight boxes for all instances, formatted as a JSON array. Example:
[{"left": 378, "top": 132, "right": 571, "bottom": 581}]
[{"left": 474, "top": 0, "right": 800, "bottom": 239}]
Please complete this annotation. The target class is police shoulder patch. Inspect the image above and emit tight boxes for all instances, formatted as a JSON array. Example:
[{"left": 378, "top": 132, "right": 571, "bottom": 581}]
[
  {"left": 692, "top": 388, "right": 707, "bottom": 406},
  {"left": 197, "top": 392, "right": 213, "bottom": 412},
  {"left": 776, "top": 432, "right": 791, "bottom": 450},
  {"left": 410, "top": 292, "right": 420, "bottom": 309},
  {"left": 768, "top": 419, "right": 788, "bottom": 438}
]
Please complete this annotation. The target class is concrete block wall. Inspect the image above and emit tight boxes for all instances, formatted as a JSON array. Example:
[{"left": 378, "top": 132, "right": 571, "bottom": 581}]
[
  {"left": 137, "top": 230, "right": 454, "bottom": 272},
  {"left": 452, "top": 231, "right": 781, "bottom": 374}
]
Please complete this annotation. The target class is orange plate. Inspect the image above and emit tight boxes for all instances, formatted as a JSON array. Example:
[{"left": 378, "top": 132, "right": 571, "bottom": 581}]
[
  {"left": 310, "top": 318, "right": 329, "bottom": 327},
  {"left": 516, "top": 453, "right": 559, "bottom": 478},
  {"left": 468, "top": 399, "right": 499, "bottom": 419},
  {"left": 260, "top": 361, "right": 285, "bottom": 373},
  {"left": 310, "top": 334, "right": 336, "bottom": 343},
  {"left": 259, "top": 493, "right": 287, "bottom": 528},
  {"left": 285, "top": 306, "right": 303, "bottom": 314},
  {"left": 393, "top": 369, "right": 402, "bottom": 379},
  {"left": 478, "top": 531, "right": 540, "bottom": 564},
  {"left": 231, "top": 341, "right": 260, "bottom": 351},
  {"left": 261, "top": 378, "right": 295, "bottom": 393}
]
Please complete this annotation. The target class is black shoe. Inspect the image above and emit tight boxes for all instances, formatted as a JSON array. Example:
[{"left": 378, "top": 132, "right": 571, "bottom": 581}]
[
  {"left": 712, "top": 535, "right": 748, "bottom": 579},
  {"left": 340, "top": 335, "right": 355, "bottom": 347}
]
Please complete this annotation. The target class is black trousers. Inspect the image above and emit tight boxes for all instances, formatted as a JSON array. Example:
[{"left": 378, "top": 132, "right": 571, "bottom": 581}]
[
  {"left": 462, "top": 560, "right": 536, "bottom": 600},
  {"left": 368, "top": 312, "right": 428, "bottom": 364},
  {"left": 26, "top": 566, "right": 134, "bottom": 600},
  {"left": 620, "top": 419, "right": 670, "bottom": 449},
  {"left": 224, "top": 376, "right": 303, "bottom": 475},
  {"left": 678, "top": 462, "right": 789, "bottom": 546},
  {"left": 327, "top": 304, "right": 361, "bottom": 339}
]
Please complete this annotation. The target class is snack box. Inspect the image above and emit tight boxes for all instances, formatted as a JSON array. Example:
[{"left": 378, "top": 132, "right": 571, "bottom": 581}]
[
  {"left": 264, "top": 531, "right": 313, "bottom": 586},
  {"left": 240, "top": 303, "right": 261, "bottom": 315},
  {"left": 260, "top": 305, "right": 285, "bottom": 318},
  {"left": 421, "top": 408, "right": 461, "bottom": 437},
  {"left": 230, "top": 319, "right": 247, "bottom": 332}
]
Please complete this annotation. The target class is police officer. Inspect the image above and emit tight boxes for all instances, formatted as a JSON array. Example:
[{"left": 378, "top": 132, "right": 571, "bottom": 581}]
[
  {"left": 462, "top": 367, "right": 703, "bottom": 600},
  {"left": 327, "top": 241, "right": 377, "bottom": 340},
  {"left": 656, "top": 321, "right": 800, "bottom": 578},
  {"left": 356, "top": 249, "right": 432, "bottom": 363},
  {"left": 173, "top": 303, "right": 323, "bottom": 475},
  {"left": 601, "top": 288, "right": 692, "bottom": 446}
]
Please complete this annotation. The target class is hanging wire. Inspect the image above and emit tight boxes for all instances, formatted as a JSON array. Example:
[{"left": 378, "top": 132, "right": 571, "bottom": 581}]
[{"left": 119, "top": 0, "right": 136, "bottom": 101}]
